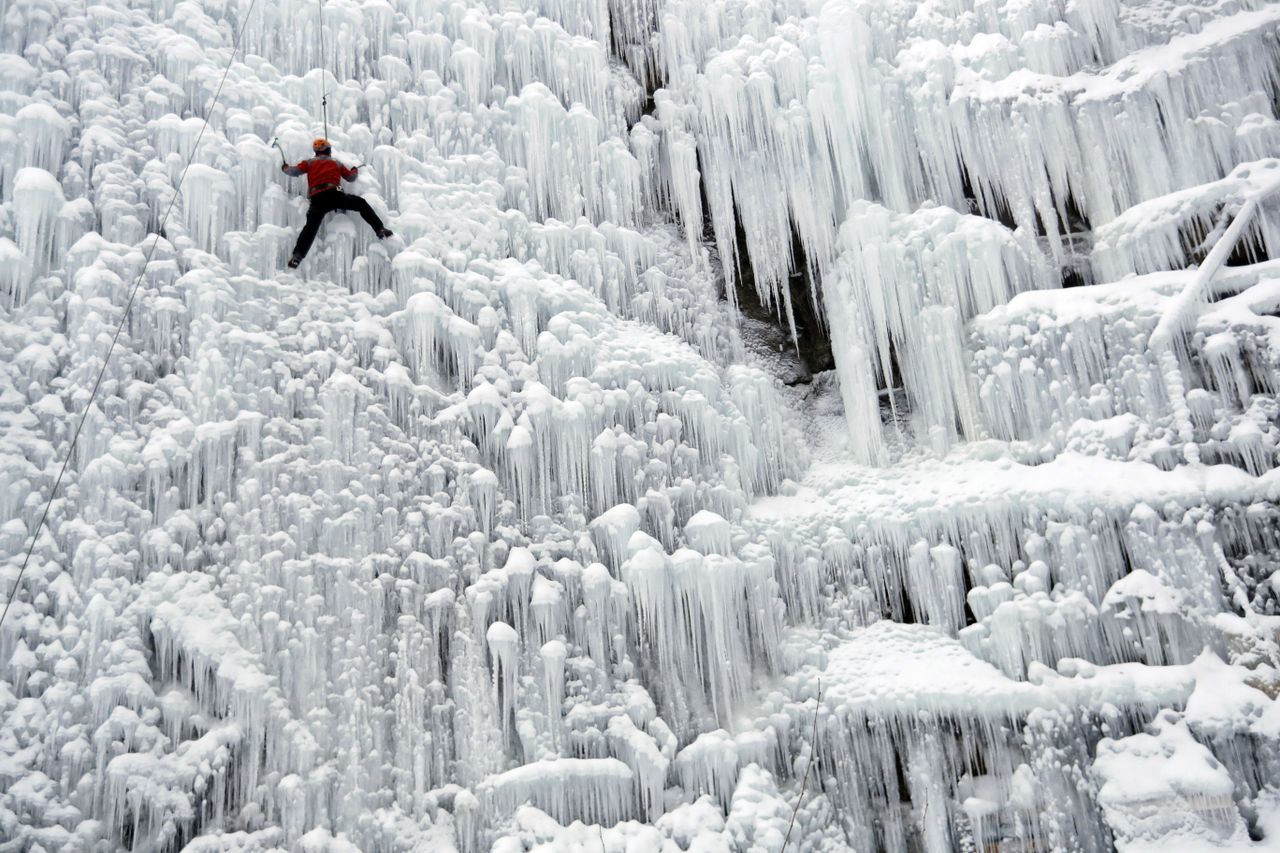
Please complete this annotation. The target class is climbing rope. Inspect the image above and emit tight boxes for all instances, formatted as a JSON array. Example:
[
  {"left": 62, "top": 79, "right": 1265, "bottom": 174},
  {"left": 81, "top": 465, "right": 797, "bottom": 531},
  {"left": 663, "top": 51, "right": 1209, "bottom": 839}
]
[
  {"left": 782, "top": 679, "right": 822, "bottom": 851},
  {"left": 317, "top": 0, "right": 329, "bottom": 140},
  {"left": 0, "top": 0, "right": 261, "bottom": 630}
]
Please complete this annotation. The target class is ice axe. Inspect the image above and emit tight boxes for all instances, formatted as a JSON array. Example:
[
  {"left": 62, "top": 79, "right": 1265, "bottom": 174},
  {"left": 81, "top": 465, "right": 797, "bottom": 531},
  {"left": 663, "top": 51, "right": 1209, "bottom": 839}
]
[{"left": 270, "top": 137, "right": 287, "bottom": 165}]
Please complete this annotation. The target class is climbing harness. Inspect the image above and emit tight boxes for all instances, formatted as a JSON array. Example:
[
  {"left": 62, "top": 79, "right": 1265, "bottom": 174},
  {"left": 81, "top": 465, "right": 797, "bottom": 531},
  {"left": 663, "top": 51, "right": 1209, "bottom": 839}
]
[{"left": 0, "top": 0, "right": 262, "bottom": 629}]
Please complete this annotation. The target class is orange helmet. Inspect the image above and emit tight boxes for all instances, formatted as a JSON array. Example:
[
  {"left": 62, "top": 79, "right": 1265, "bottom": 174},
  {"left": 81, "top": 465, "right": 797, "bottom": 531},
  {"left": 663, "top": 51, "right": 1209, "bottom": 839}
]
[{"left": 312, "top": 137, "right": 331, "bottom": 152}]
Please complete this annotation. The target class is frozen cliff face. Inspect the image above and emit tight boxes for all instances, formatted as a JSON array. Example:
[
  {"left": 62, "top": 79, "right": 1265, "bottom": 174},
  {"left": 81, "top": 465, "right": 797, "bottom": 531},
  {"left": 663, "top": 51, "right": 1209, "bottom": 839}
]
[{"left": 2, "top": 0, "right": 1280, "bottom": 849}]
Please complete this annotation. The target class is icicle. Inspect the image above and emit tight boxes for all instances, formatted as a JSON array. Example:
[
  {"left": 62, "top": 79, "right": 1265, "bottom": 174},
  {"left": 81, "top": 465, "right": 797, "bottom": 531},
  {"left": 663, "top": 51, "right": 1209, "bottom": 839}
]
[
  {"left": 684, "top": 510, "right": 731, "bottom": 555},
  {"left": 606, "top": 715, "right": 668, "bottom": 821},
  {"left": 487, "top": 620, "right": 519, "bottom": 743},
  {"left": 183, "top": 164, "right": 237, "bottom": 254},
  {"left": 590, "top": 503, "right": 640, "bottom": 573},
  {"left": 0, "top": 237, "right": 34, "bottom": 307},
  {"left": 483, "top": 756, "right": 635, "bottom": 825},
  {"left": 13, "top": 167, "right": 64, "bottom": 273},
  {"left": 540, "top": 640, "right": 566, "bottom": 750},
  {"left": 15, "top": 102, "right": 70, "bottom": 173}
]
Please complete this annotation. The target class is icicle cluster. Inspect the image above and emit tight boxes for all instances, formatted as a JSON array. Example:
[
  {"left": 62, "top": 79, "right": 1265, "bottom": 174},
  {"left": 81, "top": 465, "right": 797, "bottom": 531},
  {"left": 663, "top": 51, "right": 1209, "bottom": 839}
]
[{"left": 5, "top": 0, "right": 1280, "bottom": 848}]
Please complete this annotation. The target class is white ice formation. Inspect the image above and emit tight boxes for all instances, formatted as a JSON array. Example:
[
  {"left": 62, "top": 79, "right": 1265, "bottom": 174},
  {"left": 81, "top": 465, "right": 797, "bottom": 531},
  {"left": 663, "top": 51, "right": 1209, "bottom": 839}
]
[{"left": 2, "top": 0, "right": 1280, "bottom": 849}]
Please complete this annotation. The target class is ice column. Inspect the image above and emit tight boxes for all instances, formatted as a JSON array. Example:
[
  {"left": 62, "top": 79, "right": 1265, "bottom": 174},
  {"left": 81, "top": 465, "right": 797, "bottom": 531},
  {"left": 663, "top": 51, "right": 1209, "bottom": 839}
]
[{"left": 825, "top": 202, "right": 1050, "bottom": 452}]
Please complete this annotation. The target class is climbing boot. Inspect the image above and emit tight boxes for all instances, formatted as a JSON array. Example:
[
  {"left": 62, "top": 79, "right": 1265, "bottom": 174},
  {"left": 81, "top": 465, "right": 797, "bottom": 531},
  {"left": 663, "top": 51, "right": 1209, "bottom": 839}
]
[
  {"left": 287, "top": 255, "right": 302, "bottom": 269},
  {"left": 376, "top": 228, "right": 394, "bottom": 239}
]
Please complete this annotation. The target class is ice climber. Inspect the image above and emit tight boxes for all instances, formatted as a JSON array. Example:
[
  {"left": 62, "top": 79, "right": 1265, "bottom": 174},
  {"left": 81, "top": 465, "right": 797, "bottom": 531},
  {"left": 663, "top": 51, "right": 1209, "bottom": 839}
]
[{"left": 282, "top": 138, "right": 393, "bottom": 268}]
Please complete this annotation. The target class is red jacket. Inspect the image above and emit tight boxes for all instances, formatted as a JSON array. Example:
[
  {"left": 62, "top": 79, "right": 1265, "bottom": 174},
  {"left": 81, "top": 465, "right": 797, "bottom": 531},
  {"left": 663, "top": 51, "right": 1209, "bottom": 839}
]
[{"left": 284, "top": 156, "right": 357, "bottom": 196}]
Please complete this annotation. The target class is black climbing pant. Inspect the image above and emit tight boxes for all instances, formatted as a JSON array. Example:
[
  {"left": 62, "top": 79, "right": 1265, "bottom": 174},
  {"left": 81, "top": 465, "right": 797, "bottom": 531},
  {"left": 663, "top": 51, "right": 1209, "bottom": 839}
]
[{"left": 291, "top": 189, "right": 385, "bottom": 260}]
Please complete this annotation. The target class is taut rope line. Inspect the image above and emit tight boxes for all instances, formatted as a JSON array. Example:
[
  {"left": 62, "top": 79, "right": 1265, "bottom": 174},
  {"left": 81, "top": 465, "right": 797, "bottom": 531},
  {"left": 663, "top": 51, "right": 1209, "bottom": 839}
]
[{"left": 1, "top": 0, "right": 262, "bottom": 630}]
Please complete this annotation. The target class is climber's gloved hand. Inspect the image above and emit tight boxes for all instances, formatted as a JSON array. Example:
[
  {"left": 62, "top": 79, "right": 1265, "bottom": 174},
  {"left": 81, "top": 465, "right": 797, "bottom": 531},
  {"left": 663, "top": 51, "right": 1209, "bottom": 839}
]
[{"left": 281, "top": 162, "right": 291, "bottom": 172}]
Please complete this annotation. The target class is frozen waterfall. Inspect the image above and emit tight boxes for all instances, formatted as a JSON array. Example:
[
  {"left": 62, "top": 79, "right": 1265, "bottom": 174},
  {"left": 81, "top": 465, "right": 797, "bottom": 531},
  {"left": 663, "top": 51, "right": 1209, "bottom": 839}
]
[{"left": 3, "top": 0, "right": 1280, "bottom": 849}]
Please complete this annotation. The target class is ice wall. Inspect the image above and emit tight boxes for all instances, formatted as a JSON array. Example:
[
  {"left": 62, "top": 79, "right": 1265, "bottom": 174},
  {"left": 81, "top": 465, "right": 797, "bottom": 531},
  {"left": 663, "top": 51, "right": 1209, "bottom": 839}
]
[
  {"left": 3, "top": 0, "right": 1280, "bottom": 848},
  {"left": 0, "top": 0, "right": 804, "bottom": 845}
]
